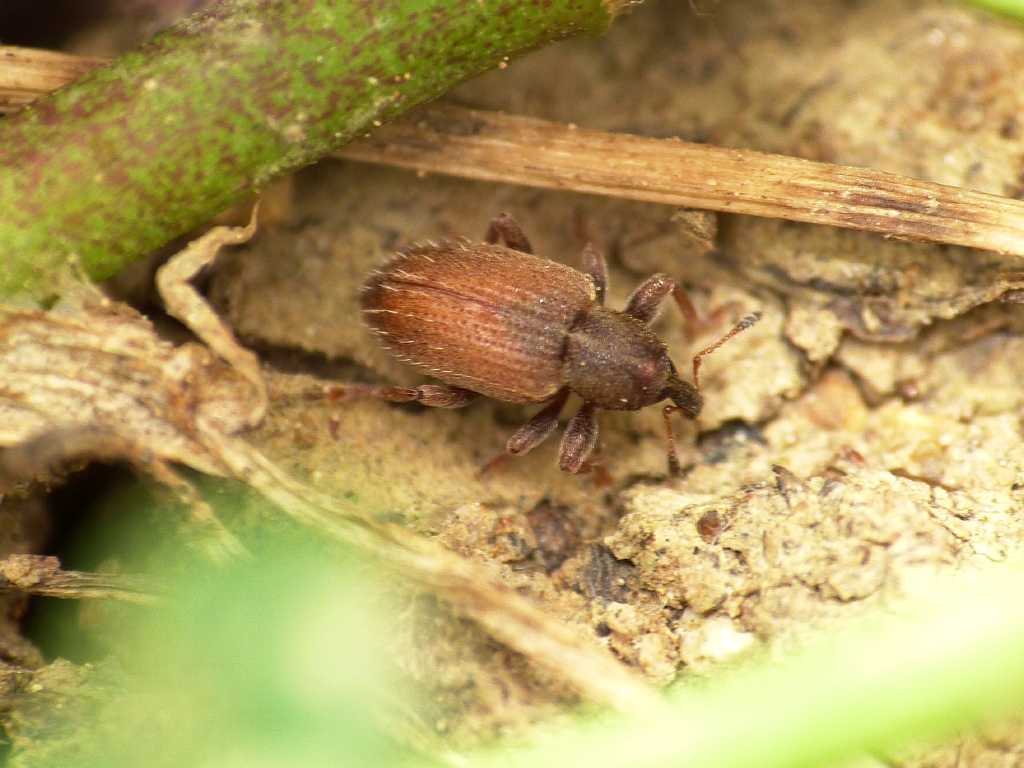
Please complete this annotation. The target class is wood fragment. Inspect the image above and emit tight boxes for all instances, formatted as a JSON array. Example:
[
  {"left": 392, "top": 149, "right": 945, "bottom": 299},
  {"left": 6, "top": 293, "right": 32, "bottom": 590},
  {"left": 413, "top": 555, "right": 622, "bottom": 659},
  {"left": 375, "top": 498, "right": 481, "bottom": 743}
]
[{"left": 0, "top": 555, "right": 158, "bottom": 604}]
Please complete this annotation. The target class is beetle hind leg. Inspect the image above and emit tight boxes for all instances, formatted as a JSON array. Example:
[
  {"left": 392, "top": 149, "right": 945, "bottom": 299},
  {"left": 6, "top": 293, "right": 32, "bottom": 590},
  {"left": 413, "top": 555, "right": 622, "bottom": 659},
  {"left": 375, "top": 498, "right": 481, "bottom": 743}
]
[
  {"left": 484, "top": 213, "right": 534, "bottom": 254},
  {"left": 559, "top": 403, "right": 599, "bottom": 474},
  {"left": 327, "top": 382, "right": 477, "bottom": 409}
]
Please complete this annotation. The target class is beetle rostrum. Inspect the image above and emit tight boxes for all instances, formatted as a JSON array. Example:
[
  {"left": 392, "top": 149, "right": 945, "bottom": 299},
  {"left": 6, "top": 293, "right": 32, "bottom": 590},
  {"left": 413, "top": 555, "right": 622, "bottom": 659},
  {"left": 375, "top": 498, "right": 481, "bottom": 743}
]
[{"left": 357, "top": 213, "right": 759, "bottom": 475}]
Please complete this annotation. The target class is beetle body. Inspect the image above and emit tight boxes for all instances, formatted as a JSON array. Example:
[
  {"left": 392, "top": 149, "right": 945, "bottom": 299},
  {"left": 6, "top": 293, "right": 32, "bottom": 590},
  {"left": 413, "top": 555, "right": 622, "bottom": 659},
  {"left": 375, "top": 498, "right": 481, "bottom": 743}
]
[
  {"left": 362, "top": 240, "right": 592, "bottom": 404},
  {"left": 358, "top": 214, "right": 756, "bottom": 474}
]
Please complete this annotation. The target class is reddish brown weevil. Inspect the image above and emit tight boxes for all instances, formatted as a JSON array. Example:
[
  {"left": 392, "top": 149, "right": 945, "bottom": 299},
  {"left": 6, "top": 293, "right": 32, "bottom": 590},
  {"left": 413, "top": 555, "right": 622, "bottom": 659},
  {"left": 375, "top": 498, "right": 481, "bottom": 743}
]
[{"left": 356, "top": 213, "right": 759, "bottom": 475}]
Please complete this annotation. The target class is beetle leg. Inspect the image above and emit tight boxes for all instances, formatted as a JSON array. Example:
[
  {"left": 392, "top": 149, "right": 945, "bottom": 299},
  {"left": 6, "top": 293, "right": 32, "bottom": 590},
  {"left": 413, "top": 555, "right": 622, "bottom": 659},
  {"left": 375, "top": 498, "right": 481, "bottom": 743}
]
[
  {"left": 623, "top": 273, "right": 671, "bottom": 322},
  {"left": 580, "top": 243, "right": 607, "bottom": 305},
  {"left": 506, "top": 388, "right": 570, "bottom": 456},
  {"left": 484, "top": 213, "right": 534, "bottom": 254},
  {"left": 623, "top": 273, "right": 701, "bottom": 334},
  {"left": 661, "top": 404, "right": 684, "bottom": 477},
  {"left": 327, "top": 383, "right": 477, "bottom": 409},
  {"left": 558, "top": 403, "right": 599, "bottom": 474}
]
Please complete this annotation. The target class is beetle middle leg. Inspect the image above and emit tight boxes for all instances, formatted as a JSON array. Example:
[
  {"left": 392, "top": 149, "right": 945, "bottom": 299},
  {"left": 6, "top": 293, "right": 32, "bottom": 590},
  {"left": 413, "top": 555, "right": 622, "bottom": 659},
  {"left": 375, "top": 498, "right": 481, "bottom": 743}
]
[
  {"left": 559, "top": 402, "right": 599, "bottom": 474},
  {"left": 327, "top": 383, "right": 477, "bottom": 408},
  {"left": 506, "top": 388, "right": 570, "bottom": 456},
  {"left": 484, "top": 213, "right": 534, "bottom": 253}
]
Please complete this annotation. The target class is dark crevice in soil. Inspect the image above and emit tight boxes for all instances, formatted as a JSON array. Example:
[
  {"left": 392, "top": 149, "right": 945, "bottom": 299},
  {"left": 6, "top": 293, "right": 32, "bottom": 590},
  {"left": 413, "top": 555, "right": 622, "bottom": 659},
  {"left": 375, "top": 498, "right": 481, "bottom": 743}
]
[{"left": 21, "top": 463, "right": 155, "bottom": 663}]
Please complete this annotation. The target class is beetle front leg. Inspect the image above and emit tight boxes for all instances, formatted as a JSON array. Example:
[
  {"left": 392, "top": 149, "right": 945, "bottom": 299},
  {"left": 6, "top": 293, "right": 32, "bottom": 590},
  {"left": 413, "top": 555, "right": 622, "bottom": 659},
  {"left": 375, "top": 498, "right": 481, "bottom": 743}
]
[
  {"left": 661, "top": 405, "right": 684, "bottom": 477},
  {"left": 484, "top": 213, "right": 534, "bottom": 254},
  {"left": 559, "top": 403, "right": 599, "bottom": 474},
  {"left": 327, "top": 383, "right": 477, "bottom": 409},
  {"left": 623, "top": 273, "right": 700, "bottom": 332},
  {"left": 506, "top": 389, "right": 570, "bottom": 456}
]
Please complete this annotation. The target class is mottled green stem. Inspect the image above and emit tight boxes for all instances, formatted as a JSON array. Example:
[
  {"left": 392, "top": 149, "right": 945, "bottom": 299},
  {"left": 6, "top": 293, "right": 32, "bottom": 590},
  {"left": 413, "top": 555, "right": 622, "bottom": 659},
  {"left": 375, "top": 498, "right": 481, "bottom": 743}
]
[{"left": 0, "top": 0, "right": 627, "bottom": 298}]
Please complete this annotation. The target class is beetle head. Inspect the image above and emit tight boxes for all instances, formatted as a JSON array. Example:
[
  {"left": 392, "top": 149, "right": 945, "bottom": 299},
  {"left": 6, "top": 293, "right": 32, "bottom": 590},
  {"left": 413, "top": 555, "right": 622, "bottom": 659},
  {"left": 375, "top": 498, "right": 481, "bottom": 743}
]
[{"left": 662, "top": 369, "right": 702, "bottom": 419}]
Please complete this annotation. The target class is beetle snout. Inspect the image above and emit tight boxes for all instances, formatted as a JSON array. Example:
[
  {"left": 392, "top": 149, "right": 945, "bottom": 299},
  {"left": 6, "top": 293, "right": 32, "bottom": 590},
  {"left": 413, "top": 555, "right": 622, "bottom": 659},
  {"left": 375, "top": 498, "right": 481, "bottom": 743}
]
[{"left": 663, "top": 373, "right": 702, "bottom": 419}]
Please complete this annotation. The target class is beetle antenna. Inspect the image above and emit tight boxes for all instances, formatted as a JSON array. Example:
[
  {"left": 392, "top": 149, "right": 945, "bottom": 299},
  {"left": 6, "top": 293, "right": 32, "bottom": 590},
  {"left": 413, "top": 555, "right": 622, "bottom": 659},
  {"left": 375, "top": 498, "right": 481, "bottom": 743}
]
[{"left": 692, "top": 312, "right": 762, "bottom": 391}]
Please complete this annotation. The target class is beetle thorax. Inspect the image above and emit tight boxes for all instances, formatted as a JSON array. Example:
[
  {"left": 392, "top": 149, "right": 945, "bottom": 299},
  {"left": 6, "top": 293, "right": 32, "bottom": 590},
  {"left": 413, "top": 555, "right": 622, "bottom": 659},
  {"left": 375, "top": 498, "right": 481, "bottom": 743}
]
[{"left": 564, "top": 307, "right": 673, "bottom": 410}]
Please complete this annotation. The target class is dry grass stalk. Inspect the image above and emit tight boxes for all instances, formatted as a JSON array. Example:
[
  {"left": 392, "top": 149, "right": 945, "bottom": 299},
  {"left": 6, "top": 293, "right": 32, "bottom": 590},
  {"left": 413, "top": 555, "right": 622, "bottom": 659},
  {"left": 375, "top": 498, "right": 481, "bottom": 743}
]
[
  {"left": 3, "top": 45, "right": 1023, "bottom": 257},
  {"left": 210, "top": 433, "right": 662, "bottom": 713},
  {"left": 0, "top": 46, "right": 104, "bottom": 113},
  {"left": 339, "top": 104, "right": 1024, "bottom": 257},
  {"left": 0, "top": 554, "right": 158, "bottom": 604}
]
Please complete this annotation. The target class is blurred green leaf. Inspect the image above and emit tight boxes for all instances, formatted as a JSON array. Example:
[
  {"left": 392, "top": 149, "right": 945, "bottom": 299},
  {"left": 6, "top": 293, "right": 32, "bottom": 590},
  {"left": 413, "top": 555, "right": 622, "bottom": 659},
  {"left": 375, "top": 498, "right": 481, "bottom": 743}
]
[
  {"left": 468, "top": 563, "right": 1024, "bottom": 768},
  {"left": 132, "top": 548, "right": 412, "bottom": 767},
  {"left": 966, "top": 0, "right": 1024, "bottom": 18},
  {"left": 15, "top": 490, "right": 1024, "bottom": 767},
  {"left": 12, "top": 535, "right": 420, "bottom": 768}
]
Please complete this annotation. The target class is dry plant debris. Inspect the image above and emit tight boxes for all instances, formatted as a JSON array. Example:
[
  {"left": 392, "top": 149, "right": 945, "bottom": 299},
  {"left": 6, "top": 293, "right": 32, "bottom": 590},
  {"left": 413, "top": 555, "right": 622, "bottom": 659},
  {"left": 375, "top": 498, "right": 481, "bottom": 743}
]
[
  {"left": 339, "top": 103, "right": 1024, "bottom": 256},
  {"left": 5, "top": 0, "right": 1024, "bottom": 764},
  {"left": 5, "top": 45, "right": 1024, "bottom": 258},
  {"left": 0, "top": 211, "right": 655, "bottom": 713},
  {"left": 0, "top": 554, "right": 158, "bottom": 605},
  {"left": 198, "top": 1, "right": 1024, "bottom": 756},
  {"left": 0, "top": 46, "right": 104, "bottom": 113}
]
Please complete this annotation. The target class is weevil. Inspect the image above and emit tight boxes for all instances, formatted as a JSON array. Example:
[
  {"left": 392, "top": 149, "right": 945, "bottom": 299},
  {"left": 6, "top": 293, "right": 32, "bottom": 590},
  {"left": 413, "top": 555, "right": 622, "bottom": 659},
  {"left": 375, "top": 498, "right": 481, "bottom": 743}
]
[{"left": 355, "top": 213, "right": 759, "bottom": 475}]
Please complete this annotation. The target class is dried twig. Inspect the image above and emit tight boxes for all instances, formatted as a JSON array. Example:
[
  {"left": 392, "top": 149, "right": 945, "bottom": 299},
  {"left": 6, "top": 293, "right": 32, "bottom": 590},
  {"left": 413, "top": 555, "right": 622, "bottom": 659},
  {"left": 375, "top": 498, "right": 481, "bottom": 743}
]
[
  {"left": 0, "top": 554, "right": 158, "bottom": 604},
  {"left": 4, "top": 46, "right": 1024, "bottom": 258}
]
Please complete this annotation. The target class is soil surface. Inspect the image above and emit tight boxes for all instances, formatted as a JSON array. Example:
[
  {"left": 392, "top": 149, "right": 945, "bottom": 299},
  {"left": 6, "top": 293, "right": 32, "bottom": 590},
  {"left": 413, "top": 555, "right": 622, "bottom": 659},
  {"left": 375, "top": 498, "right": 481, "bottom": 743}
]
[
  {"left": 201, "top": 2, "right": 1024, "bottom": 761},
  {"left": 6, "top": 1, "right": 1024, "bottom": 765}
]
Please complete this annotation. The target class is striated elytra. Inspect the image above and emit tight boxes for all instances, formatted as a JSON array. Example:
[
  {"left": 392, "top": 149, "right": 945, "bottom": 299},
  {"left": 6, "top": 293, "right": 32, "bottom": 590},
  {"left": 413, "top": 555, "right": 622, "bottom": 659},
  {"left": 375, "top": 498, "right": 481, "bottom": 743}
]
[{"left": 358, "top": 213, "right": 759, "bottom": 475}]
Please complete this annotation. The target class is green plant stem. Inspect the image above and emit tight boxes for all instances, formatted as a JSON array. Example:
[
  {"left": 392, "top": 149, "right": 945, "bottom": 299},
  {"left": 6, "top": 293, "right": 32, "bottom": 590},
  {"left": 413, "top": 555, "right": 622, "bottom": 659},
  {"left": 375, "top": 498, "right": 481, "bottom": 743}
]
[{"left": 0, "top": 0, "right": 626, "bottom": 299}]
